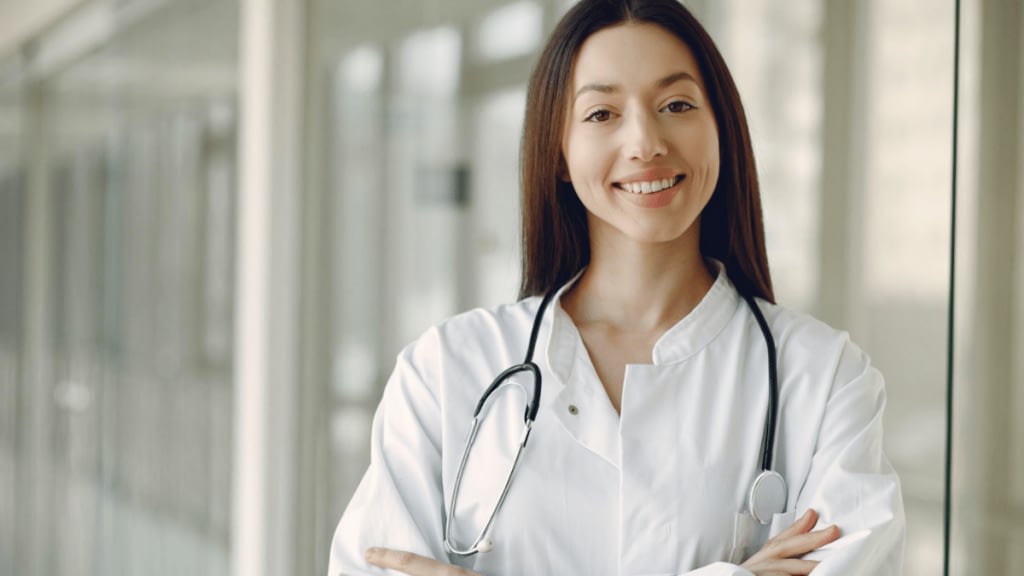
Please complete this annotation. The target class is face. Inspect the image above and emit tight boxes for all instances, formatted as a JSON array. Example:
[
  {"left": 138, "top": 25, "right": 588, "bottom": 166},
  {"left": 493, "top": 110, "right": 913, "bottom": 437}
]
[{"left": 562, "top": 22, "right": 719, "bottom": 249}]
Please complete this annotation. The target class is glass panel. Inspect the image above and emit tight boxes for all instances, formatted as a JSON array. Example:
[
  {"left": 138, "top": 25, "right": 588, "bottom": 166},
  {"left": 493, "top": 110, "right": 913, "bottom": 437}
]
[
  {"left": 857, "top": 3, "right": 954, "bottom": 573},
  {"left": 6, "top": 0, "right": 239, "bottom": 574},
  {"left": 950, "top": 0, "right": 1024, "bottom": 573}
]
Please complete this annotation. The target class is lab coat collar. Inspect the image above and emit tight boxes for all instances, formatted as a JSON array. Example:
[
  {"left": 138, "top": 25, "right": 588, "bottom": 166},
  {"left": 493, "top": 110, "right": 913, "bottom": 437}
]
[
  {"left": 546, "top": 272, "right": 583, "bottom": 391},
  {"left": 651, "top": 259, "right": 741, "bottom": 365},
  {"left": 542, "top": 260, "right": 741, "bottom": 468},
  {"left": 545, "top": 259, "right": 741, "bottom": 373},
  {"left": 536, "top": 271, "right": 621, "bottom": 467}
]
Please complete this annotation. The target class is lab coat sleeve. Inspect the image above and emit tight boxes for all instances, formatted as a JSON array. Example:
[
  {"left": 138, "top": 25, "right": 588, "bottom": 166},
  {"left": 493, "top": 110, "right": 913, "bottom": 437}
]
[
  {"left": 328, "top": 331, "right": 449, "bottom": 576},
  {"left": 789, "top": 339, "right": 906, "bottom": 574}
]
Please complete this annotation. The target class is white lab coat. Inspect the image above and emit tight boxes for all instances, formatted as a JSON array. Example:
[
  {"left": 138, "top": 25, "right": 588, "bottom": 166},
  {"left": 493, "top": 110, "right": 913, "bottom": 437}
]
[{"left": 328, "top": 265, "right": 905, "bottom": 575}]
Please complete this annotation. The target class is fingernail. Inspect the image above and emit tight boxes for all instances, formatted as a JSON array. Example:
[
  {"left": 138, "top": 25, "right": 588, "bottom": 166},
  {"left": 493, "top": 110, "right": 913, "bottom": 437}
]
[{"left": 365, "top": 547, "right": 380, "bottom": 560}]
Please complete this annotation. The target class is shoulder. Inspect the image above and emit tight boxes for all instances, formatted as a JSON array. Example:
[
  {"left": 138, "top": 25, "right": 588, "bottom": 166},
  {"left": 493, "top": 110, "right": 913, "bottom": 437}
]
[
  {"left": 756, "top": 300, "right": 877, "bottom": 390},
  {"left": 425, "top": 297, "right": 542, "bottom": 350},
  {"left": 436, "top": 296, "right": 543, "bottom": 339},
  {"left": 398, "top": 296, "right": 546, "bottom": 373},
  {"left": 754, "top": 302, "right": 889, "bottom": 456}
]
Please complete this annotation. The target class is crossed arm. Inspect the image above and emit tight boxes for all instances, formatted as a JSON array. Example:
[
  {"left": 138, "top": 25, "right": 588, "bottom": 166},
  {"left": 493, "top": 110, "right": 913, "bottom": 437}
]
[{"left": 363, "top": 509, "right": 839, "bottom": 576}]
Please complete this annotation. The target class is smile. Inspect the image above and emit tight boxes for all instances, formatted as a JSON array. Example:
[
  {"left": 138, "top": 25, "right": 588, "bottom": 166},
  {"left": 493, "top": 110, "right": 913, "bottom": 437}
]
[{"left": 614, "top": 175, "right": 685, "bottom": 195}]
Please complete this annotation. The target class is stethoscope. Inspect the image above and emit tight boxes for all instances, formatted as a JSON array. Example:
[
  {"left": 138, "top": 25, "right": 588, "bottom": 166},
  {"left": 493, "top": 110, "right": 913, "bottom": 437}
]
[{"left": 444, "top": 288, "right": 786, "bottom": 557}]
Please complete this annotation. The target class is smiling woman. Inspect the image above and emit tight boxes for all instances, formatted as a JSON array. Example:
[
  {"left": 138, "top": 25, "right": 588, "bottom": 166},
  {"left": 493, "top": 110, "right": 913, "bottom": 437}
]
[
  {"left": 562, "top": 24, "right": 719, "bottom": 246},
  {"left": 327, "top": 1, "right": 904, "bottom": 575},
  {"left": 518, "top": 1, "right": 771, "bottom": 306}
]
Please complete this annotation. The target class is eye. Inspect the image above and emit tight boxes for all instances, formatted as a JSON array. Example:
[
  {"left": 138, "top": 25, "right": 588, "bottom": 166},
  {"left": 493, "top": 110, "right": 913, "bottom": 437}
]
[
  {"left": 584, "top": 109, "right": 613, "bottom": 123},
  {"left": 662, "top": 100, "right": 694, "bottom": 114}
]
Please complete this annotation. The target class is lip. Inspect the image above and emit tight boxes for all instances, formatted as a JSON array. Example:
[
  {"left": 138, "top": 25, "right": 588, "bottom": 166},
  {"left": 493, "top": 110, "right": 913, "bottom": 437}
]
[
  {"left": 613, "top": 168, "right": 683, "bottom": 185},
  {"left": 615, "top": 175, "right": 685, "bottom": 208}
]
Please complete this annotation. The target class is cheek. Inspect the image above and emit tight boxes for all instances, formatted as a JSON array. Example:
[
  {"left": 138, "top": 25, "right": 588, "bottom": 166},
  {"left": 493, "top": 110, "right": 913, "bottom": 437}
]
[
  {"left": 563, "top": 135, "right": 601, "bottom": 184},
  {"left": 690, "top": 125, "right": 720, "bottom": 186},
  {"left": 706, "top": 144, "right": 721, "bottom": 185},
  {"left": 561, "top": 133, "right": 579, "bottom": 181},
  {"left": 698, "top": 122, "right": 720, "bottom": 161}
]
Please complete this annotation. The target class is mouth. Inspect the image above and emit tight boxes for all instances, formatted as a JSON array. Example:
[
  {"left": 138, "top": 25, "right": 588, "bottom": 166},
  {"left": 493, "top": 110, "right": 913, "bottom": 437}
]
[{"left": 613, "top": 175, "right": 685, "bottom": 195}]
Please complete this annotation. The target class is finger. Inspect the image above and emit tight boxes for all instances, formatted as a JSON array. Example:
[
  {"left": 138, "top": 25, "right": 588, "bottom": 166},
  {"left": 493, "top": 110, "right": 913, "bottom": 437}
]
[
  {"left": 745, "top": 524, "right": 840, "bottom": 566},
  {"left": 365, "top": 547, "right": 478, "bottom": 575},
  {"left": 767, "top": 525, "right": 841, "bottom": 559},
  {"left": 773, "top": 509, "right": 817, "bottom": 540}
]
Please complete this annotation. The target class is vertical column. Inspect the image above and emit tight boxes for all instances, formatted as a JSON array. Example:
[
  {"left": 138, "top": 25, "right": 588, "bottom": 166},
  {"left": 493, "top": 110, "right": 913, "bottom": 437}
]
[
  {"left": 816, "top": 0, "right": 869, "bottom": 329},
  {"left": 232, "top": 0, "right": 306, "bottom": 575},
  {"left": 1016, "top": 7, "right": 1024, "bottom": 558},
  {"left": 454, "top": 21, "right": 476, "bottom": 311},
  {"left": 295, "top": 5, "right": 329, "bottom": 573},
  {"left": 18, "top": 81, "right": 54, "bottom": 576}
]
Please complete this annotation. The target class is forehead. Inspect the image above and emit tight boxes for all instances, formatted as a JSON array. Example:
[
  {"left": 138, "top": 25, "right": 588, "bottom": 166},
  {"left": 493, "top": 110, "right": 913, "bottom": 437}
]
[{"left": 570, "top": 22, "right": 704, "bottom": 90}]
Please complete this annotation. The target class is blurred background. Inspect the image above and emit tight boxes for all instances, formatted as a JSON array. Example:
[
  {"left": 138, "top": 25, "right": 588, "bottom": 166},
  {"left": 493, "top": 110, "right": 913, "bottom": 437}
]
[{"left": 0, "top": 0, "right": 1020, "bottom": 575}]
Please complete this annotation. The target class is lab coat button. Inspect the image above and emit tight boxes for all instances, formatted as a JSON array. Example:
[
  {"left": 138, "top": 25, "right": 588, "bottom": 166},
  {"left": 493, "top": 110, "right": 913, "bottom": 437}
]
[{"left": 568, "top": 404, "right": 579, "bottom": 415}]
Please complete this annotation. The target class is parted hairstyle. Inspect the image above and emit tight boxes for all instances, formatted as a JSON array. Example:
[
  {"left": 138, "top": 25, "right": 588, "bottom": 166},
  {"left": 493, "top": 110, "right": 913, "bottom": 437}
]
[{"left": 518, "top": 0, "right": 774, "bottom": 303}]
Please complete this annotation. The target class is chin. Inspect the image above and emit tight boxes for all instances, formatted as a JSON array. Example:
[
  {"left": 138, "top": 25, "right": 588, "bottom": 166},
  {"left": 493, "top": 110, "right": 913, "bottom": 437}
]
[{"left": 622, "top": 225, "right": 694, "bottom": 246}]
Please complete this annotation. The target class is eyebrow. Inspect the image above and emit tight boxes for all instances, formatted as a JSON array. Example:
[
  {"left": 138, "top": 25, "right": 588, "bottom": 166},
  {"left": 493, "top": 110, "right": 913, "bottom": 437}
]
[{"left": 573, "top": 71, "right": 700, "bottom": 101}]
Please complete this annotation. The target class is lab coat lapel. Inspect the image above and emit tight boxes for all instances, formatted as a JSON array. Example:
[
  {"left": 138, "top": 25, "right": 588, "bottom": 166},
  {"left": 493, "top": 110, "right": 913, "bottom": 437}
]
[{"left": 546, "top": 302, "right": 622, "bottom": 468}]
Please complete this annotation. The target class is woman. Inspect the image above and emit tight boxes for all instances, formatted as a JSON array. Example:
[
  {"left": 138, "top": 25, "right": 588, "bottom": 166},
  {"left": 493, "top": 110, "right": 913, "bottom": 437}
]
[{"left": 329, "top": 0, "right": 905, "bottom": 574}]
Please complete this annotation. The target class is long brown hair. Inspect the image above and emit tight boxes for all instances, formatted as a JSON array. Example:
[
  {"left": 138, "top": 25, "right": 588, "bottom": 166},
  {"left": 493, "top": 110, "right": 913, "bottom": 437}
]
[{"left": 518, "top": 0, "right": 774, "bottom": 303}]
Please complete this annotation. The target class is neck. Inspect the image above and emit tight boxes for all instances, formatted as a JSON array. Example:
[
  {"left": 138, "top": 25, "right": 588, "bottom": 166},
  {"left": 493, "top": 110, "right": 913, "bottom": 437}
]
[{"left": 564, "top": 232, "right": 715, "bottom": 333}]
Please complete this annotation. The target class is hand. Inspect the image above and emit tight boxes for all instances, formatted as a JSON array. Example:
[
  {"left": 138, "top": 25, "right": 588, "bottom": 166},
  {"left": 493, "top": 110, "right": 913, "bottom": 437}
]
[
  {"left": 740, "top": 509, "right": 840, "bottom": 576},
  {"left": 364, "top": 547, "right": 482, "bottom": 576}
]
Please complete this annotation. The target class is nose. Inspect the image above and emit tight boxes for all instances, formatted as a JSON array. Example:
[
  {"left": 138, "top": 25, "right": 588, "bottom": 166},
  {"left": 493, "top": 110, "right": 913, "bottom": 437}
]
[{"left": 622, "top": 108, "right": 667, "bottom": 161}]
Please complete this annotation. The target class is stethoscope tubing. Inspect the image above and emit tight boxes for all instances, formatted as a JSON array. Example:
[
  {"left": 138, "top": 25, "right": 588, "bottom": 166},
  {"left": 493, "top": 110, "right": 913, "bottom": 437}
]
[
  {"left": 445, "top": 287, "right": 783, "bottom": 556},
  {"left": 445, "top": 290, "right": 556, "bottom": 557},
  {"left": 742, "top": 292, "right": 779, "bottom": 473}
]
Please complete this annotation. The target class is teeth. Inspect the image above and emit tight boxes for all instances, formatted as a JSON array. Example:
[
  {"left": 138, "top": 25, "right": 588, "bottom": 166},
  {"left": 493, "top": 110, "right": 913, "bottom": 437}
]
[{"left": 620, "top": 177, "right": 677, "bottom": 194}]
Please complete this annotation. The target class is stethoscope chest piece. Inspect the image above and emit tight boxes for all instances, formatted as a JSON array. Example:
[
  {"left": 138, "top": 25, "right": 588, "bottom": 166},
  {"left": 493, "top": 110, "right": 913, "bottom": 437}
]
[{"left": 749, "top": 469, "right": 787, "bottom": 525}]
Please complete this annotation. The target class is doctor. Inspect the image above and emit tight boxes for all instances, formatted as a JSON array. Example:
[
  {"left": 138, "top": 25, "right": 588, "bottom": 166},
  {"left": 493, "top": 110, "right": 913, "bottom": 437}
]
[{"left": 329, "top": 0, "right": 905, "bottom": 574}]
